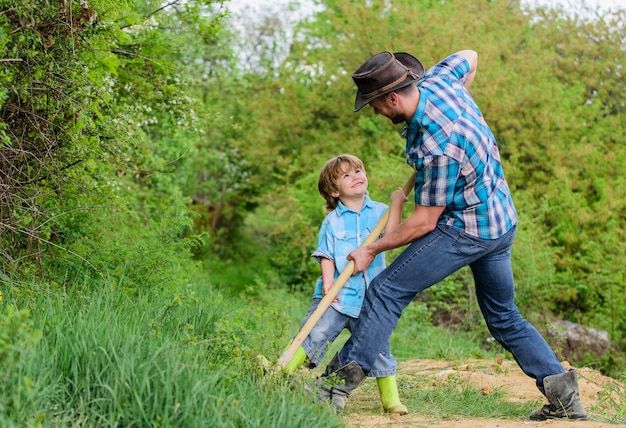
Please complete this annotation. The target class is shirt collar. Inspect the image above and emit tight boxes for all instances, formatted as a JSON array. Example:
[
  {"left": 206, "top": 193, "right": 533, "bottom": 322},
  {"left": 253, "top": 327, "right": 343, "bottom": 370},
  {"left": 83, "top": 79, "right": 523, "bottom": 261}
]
[
  {"left": 336, "top": 194, "right": 374, "bottom": 214},
  {"left": 402, "top": 86, "right": 426, "bottom": 144}
]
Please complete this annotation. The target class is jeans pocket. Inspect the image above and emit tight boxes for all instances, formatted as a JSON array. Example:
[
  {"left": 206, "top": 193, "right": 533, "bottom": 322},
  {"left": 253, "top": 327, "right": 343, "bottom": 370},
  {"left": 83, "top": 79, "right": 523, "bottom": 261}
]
[{"left": 453, "top": 231, "right": 489, "bottom": 257}]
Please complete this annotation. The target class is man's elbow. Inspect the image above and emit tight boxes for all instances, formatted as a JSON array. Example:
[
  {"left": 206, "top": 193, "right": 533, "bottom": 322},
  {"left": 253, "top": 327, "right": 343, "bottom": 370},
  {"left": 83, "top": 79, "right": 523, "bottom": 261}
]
[
  {"left": 408, "top": 205, "right": 444, "bottom": 237},
  {"left": 457, "top": 50, "right": 477, "bottom": 69},
  {"left": 414, "top": 217, "right": 439, "bottom": 236},
  {"left": 424, "top": 220, "right": 438, "bottom": 234}
]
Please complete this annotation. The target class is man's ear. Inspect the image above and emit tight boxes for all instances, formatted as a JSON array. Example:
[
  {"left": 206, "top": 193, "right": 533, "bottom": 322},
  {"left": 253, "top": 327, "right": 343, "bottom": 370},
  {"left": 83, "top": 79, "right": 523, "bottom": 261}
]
[{"left": 388, "top": 92, "right": 397, "bottom": 105}]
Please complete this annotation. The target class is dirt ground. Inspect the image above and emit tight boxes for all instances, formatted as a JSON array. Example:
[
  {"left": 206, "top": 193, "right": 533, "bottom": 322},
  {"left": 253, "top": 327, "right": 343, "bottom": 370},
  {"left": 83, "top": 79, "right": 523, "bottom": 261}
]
[{"left": 341, "top": 359, "right": 625, "bottom": 428}]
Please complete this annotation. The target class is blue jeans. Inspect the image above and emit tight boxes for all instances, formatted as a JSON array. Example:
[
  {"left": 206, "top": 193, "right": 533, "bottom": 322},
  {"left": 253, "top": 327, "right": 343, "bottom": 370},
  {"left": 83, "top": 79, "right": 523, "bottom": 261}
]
[
  {"left": 337, "top": 224, "right": 564, "bottom": 388},
  {"left": 300, "top": 298, "right": 397, "bottom": 377}
]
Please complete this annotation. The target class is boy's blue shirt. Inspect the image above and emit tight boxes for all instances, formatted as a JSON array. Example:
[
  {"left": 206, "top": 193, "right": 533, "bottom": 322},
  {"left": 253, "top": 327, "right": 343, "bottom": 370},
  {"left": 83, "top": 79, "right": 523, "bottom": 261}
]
[{"left": 312, "top": 195, "right": 388, "bottom": 318}]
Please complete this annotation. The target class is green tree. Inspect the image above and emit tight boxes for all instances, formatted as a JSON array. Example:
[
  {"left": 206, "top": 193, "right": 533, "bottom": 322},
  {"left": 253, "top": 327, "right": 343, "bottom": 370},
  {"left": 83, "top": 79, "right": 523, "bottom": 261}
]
[
  {"left": 0, "top": 0, "right": 226, "bottom": 282},
  {"left": 224, "top": 0, "right": 626, "bottom": 368}
]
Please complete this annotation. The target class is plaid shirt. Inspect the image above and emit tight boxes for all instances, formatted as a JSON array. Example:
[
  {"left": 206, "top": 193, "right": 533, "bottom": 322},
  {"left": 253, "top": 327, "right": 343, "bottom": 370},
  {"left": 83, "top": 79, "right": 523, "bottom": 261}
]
[
  {"left": 311, "top": 195, "right": 387, "bottom": 318},
  {"left": 403, "top": 53, "right": 517, "bottom": 239}
]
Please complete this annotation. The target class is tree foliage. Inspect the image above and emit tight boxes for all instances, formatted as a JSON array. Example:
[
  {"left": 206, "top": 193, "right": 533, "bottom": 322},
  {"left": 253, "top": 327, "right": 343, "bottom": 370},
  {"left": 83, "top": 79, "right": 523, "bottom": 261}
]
[
  {"left": 0, "top": 0, "right": 226, "bottom": 279},
  {"left": 1, "top": 0, "right": 625, "bottom": 375},
  {"left": 223, "top": 0, "right": 626, "bottom": 371}
]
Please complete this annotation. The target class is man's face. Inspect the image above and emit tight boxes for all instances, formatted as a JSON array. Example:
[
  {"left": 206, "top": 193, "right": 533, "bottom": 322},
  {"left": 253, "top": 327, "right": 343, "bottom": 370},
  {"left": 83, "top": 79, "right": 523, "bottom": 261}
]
[{"left": 369, "top": 94, "right": 405, "bottom": 124}]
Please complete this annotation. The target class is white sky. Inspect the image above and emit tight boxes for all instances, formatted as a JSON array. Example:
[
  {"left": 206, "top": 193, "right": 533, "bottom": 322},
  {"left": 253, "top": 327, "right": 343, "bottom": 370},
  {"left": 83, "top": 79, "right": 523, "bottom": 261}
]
[
  {"left": 224, "top": 0, "right": 623, "bottom": 13},
  {"left": 223, "top": 0, "right": 622, "bottom": 69},
  {"left": 525, "top": 0, "right": 623, "bottom": 12},
  {"left": 223, "top": 0, "right": 623, "bottom": 39}
]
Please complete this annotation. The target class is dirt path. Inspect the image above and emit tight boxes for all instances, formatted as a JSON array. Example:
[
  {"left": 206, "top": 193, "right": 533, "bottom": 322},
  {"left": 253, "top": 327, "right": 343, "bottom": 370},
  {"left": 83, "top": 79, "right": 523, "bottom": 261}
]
[{"left": 341, "top": 359, "right": 625, "bottom": 428}]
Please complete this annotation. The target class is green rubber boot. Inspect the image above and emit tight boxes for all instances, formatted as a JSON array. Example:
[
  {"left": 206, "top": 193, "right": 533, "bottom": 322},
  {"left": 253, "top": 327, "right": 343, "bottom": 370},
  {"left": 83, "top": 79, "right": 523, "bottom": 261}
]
[
  {"left": 284, "top": 346, "right": 308, "bottom": 373},
  {"left": 377, "top": 375, "right": 408, "bottom": 415}
]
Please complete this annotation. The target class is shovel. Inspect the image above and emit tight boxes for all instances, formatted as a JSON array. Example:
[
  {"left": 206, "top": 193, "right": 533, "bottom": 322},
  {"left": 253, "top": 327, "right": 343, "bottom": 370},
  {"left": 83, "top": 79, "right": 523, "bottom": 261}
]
[{"left": 277, "top": 172, "right": 416, "bottom": 368}]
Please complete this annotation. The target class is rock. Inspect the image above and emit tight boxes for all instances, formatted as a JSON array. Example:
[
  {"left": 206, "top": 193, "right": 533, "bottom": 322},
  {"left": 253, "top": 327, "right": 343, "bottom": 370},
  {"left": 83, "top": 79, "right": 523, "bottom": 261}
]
[{"left": 546, "top": 319, "right": 610, "bottom": 362}]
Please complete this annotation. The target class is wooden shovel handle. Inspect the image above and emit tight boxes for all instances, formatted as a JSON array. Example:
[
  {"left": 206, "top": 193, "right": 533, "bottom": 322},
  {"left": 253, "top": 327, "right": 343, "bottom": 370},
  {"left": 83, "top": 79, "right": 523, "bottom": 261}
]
[{"left": 277, "top": 172, "right": 416, "bottom": 368}]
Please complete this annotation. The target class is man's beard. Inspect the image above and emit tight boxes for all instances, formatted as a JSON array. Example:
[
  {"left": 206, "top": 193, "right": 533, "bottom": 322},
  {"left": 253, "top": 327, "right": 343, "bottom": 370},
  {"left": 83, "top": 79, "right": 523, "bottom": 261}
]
[{"left": 388, "top": 111, "right": 406, "bottom": 125}]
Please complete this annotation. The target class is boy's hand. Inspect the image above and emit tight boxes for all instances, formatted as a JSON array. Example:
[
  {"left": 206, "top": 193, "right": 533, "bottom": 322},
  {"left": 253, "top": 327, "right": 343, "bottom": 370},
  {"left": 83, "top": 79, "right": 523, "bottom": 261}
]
[
  {"left": 391, "top": 187, "right": 408, "bottom": 204},
  {"left": 322, "top": 283, "right": 339, "bottom": 302}
]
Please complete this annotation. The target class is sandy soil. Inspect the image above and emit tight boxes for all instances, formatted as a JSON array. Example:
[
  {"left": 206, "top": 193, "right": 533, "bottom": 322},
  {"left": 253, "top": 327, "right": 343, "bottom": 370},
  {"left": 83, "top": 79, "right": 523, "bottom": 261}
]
[{"left": 341, "top": 359, "right": 625, "bottom": 428}]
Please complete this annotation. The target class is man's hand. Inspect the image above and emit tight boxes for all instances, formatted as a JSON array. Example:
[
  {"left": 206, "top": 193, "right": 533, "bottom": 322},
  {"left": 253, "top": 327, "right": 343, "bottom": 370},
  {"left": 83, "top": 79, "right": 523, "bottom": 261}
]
[{"left": 348, "top": 245, "right": 376, "bottom": 275}]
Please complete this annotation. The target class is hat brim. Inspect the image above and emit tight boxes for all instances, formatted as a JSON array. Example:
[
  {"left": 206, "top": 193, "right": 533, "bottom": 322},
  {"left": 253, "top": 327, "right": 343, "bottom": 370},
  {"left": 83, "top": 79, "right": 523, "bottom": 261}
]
[
  {"left": 354, "top": 77, "right": 416, "bottom": 112},
  {"left": 353, "top": 52, "right": 425, "bottom": 112}
]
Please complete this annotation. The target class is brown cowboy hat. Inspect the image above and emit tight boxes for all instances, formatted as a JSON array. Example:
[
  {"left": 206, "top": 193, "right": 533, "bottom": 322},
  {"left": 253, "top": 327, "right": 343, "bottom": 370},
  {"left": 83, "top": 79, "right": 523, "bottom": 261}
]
[{"left": 352, "top": 51, "right": 425, "bottom": 112}]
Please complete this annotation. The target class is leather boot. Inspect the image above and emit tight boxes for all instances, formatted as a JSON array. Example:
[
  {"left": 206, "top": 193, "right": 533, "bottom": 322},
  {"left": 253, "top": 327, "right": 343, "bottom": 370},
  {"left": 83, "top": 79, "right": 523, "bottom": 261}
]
[
  {"left": 327, "top": 354, "right": 366, "bottom": 412},
  {"left": 311, "top": 353, "right": 366, "bottom": 412},
  {"left": 310, "top": 352, "right": 343, "bottom": 403},
  {"left": 529, "top": 369, "right": 588, "bottom": 421},
  {"left": 377, "top": 375, "right": 408, "bottom": 415}
]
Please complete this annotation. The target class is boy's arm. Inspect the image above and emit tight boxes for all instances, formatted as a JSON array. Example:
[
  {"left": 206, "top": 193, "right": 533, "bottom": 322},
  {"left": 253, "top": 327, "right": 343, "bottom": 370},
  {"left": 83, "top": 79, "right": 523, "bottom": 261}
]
[
  {"left": 320, "top": 257, "right": 337, "bottom": 300},
  {"left": 385, "top": 187, "right": 409, "bottom": 231}
]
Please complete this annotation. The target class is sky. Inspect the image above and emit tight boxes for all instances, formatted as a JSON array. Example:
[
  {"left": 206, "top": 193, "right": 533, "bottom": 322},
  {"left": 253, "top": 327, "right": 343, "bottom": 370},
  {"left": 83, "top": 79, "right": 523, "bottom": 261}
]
[
  {"left": 224, "top": 0, "right": 623, "bottom": 45},
  {"left": 223, "top": 0, "right": 623, "bottom": 70},
  {"left": 225, "top": 0, "right": 624, "bottom": 13},
  {"left": 528, "top": 0, "right": 623, "bottom": 9}
]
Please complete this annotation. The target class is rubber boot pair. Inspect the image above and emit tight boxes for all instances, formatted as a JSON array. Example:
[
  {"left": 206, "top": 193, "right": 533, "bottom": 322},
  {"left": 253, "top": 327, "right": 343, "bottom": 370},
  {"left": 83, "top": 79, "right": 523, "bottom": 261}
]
[{"left": 529, "top": 369, "right": 588, "bottom": 421}]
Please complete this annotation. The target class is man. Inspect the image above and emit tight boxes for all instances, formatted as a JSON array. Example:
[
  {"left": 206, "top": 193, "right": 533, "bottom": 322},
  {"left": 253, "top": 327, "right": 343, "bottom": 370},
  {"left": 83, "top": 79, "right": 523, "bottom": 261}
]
[{"left": 315, "top": 50, "right": 587, "bottom": 421}]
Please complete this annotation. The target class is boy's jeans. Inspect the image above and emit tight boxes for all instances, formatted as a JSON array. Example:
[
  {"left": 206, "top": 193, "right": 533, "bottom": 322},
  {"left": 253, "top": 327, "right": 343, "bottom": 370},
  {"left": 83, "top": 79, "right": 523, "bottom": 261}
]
[
  {"left": 338, "top": 224, "right": 564, "bottom": 387},
  {"left": 301, "top": 299, "right": 396, "bottom": 377}
]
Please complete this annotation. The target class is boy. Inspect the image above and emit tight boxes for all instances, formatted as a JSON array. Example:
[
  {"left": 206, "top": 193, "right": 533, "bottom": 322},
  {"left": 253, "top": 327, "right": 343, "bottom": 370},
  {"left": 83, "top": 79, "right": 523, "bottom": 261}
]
[{"left": 285, "top": 154, "right": 408, "bottom": 414}]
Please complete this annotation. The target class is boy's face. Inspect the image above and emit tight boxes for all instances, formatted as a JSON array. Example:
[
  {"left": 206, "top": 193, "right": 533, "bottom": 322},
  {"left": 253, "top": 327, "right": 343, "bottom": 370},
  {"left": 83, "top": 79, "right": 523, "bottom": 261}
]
[{"left": 332, "top": 163, "right": 368, "bottom": 200}]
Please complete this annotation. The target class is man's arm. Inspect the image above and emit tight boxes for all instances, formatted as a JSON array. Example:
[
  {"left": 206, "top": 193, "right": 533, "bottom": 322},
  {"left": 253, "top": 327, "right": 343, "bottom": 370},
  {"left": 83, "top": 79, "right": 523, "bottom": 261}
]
[
  {"left": 348, "top": 204, "right": 445, "bottom": 274},
  {"left": 456, "top": 49, "right": 478, "bottom": 88}
]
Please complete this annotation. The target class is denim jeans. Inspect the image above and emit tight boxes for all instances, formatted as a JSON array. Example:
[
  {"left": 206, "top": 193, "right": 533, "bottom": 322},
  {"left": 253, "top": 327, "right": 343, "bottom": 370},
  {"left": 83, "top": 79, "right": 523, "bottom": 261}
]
[
  {"left": 337, "top": 224, "right": 564, "bottom": 388},
  {"left": 300, "top": 298, "right": 397, "bottom": 377}
]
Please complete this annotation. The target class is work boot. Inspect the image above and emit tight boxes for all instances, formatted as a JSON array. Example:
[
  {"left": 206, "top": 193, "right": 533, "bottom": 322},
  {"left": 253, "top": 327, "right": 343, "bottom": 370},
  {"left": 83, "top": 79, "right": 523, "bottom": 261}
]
[
  {"left": 327, "top": 354, "right": 366, "bottom": 412},
  {"left": 377, "top": 375, "right": 408, "bottom": 415},
  {"left": 310, "top": 353, "right": 366, "bottom": 412},
  {"left": 529, "top": 369, "right": 588, "bottom": 421},
  {"left": 305, "top": 352, "right": 343, "bottom": 404}
]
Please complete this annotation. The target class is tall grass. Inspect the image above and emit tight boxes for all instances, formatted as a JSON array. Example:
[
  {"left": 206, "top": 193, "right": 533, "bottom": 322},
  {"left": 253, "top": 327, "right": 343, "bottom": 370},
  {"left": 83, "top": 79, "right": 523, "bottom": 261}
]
[
  {"left": 0, "top": 277, "right": 342, "bottom": 428},
  {"left": 3, "top": 270, "right": 623, "bottom": 427}
]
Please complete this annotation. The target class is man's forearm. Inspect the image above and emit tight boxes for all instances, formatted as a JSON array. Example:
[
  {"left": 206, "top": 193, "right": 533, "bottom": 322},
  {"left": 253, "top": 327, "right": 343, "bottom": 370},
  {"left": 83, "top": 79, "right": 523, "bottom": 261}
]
[{"left": 370, "top": 204, "right": 445, "bottom": 254}]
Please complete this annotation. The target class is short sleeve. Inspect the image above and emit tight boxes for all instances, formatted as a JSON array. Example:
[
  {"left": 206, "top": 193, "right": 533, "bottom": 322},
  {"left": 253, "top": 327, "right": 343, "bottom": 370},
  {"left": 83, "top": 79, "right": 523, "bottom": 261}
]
[{"left": 311, "top": 218, "right": 333, "bottom": 263}]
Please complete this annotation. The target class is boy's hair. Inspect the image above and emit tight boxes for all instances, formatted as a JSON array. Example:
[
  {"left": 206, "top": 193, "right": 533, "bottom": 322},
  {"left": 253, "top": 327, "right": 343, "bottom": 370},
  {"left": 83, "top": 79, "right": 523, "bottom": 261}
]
[{"left": 318, "top": 154, "right": 366, "bottom": 211}]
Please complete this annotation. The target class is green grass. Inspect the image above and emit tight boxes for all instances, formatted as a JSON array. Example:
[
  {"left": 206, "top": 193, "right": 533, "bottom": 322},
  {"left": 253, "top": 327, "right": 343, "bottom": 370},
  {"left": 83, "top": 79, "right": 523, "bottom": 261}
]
[
  {"left": 2, "top": 272, "right": 625, "bottom": 427},
  {"left": 348, "top": 373, "right": 540, "bottom": 421},
  {"left": 393, "top": 308, "right": 495, "bottom": 361},
  {"left": 0, "top": 279, "right": 342, "bottom": 428}
]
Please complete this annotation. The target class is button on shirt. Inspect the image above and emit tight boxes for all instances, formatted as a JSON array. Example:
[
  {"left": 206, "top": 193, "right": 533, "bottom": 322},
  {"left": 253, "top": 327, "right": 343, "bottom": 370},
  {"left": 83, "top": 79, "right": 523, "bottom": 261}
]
[
  {"left": 404, "top": 53, "right": 517, "bottom": 239},
  {"left": 311, "top": 195, "right": 388, "bottom": 318}
]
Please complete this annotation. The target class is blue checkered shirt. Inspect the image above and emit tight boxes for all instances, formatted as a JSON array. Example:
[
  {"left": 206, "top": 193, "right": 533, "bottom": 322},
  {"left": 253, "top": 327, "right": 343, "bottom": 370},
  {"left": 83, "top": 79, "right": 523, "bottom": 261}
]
[
  {"left": 311, "top": 195, "right": 388, "bottom": 318},
  {"left": 403, "top": 53, "right": 518, "bottom": 239}
]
